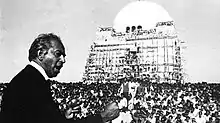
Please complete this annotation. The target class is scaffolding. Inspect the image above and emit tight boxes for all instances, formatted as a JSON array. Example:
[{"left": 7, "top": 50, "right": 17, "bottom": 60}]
[{"left": 82, "top": 21, "right": 184, "bottom": 83}]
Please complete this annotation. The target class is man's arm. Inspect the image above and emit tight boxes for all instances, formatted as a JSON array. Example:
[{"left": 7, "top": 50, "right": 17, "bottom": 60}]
[
  {"left": 65, "top": 101, "right": 120, "bottom": 123},
  {"left": 100, "top": 102, "right": 120, "bottom": 123}
]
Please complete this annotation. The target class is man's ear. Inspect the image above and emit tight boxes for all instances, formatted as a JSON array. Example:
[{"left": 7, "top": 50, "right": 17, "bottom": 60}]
[{"left": 37, "top": 49, "right": 47, "bottom": 61}]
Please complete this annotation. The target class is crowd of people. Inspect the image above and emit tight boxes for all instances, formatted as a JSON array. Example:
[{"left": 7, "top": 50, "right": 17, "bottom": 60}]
[
  {"left": 49, "top": 80, "right": 121, "bottom": 120},
  {"left": 49, "top": 81, "right": 220, "bottom": 123},
  {"left": 1, "top": 81, "right": 220, "bottom": 123}
]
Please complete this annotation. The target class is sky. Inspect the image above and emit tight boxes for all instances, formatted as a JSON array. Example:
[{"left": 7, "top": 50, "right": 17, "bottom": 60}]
[{"left": 0, "top": 0, "right": 220, "bottom": 83}]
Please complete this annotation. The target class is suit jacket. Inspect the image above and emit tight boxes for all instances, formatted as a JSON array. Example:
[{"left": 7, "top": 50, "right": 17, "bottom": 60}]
[{"left": 0, "top": 65, "right": 103, "bottom": 123}]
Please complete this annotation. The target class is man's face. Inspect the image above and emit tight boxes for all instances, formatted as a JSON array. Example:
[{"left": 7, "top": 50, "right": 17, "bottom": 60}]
[{"left": 42, "top": 40, "right": 66, "bottom": 78}]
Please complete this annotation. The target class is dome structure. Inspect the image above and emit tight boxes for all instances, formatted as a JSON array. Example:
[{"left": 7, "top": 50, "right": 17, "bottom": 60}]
[{"left": 113, "top": 1, "right": 173, "bottom": 32}]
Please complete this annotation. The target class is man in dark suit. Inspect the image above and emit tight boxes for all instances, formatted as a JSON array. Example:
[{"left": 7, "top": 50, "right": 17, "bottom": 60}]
[{"left": 0, "top": 33, "right": 119, "bottom": 123}]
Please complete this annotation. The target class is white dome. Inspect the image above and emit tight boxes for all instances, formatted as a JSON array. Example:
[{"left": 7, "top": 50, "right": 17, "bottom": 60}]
[{"left": 113, "top": 1, "right": 173, "bottom": 32}]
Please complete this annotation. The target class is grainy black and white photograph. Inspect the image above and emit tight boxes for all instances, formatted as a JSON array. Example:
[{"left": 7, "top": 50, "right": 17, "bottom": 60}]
[{"left": 0, "top": 0, "right": 220, "bottom": 123}]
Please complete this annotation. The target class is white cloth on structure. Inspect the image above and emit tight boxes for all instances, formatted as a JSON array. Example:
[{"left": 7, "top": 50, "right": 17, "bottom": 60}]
[
  {"left": 112, "top": 111, "right": 133, "bottom": 123},
  {"left": 121, "top": 111, "right": 133, "bottom": 123},
  {"left": 118, "top": 97, "right": 127, "bottom": 109}
]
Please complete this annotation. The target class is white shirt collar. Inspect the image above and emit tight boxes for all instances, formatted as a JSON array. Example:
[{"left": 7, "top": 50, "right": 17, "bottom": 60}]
[{"left": 29, "top": 61, "right": 49, "bottom": 80}]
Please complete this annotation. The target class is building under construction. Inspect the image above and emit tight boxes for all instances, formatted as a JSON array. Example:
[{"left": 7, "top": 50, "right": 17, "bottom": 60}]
[{"left": 82, "top": 1, "right": 185, "bottom": 83}]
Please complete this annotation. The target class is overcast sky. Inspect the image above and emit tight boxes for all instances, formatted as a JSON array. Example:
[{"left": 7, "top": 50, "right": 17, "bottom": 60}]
[{"left": 0, "top": 0, "right": 220, "bottom": 83}]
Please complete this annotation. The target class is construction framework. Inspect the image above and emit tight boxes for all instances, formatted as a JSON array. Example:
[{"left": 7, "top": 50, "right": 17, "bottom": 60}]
[{"left": 82, "top": 21, "right": 184, "bottom": 83}]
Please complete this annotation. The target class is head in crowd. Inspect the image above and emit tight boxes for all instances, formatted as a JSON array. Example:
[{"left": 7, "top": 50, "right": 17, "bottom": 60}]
[{"left": 28, "top": 33, "right": 66, "bottom": 78}]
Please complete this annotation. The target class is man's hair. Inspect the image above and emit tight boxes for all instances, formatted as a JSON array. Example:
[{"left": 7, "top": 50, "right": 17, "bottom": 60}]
[{"left": 28, "top": 33, "right": 62, "bottom": 62}]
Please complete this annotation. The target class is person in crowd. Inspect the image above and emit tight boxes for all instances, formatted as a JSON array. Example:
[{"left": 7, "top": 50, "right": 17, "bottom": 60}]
[{"left": 0, "top": 33, "right": 119, "bottom": 123}]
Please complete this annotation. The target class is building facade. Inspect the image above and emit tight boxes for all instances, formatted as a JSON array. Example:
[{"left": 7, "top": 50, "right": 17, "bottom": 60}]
[{"left": 82, "top": 21, "right": 184, "bottom": 83}]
